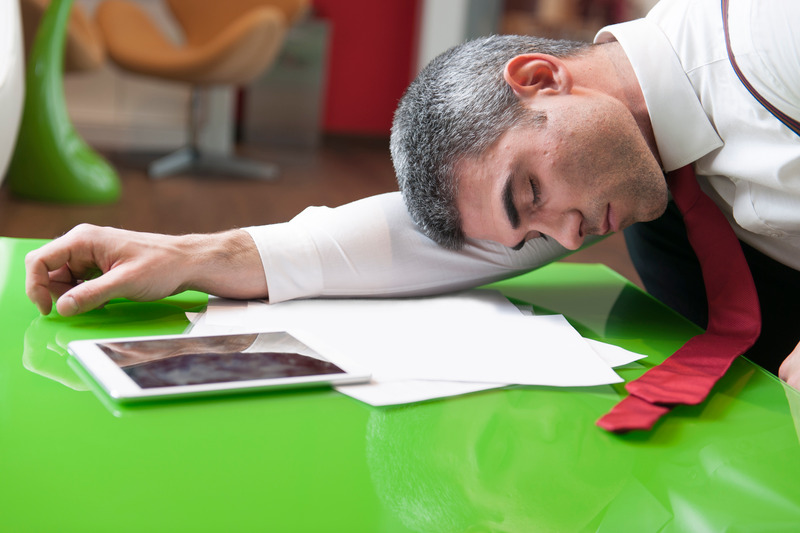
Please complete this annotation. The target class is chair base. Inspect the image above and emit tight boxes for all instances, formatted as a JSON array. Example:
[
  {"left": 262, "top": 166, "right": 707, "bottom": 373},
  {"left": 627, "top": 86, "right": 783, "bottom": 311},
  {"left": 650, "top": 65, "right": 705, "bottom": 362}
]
[{"left": 148, "top": 147, "right": 279, "bottom": 180}]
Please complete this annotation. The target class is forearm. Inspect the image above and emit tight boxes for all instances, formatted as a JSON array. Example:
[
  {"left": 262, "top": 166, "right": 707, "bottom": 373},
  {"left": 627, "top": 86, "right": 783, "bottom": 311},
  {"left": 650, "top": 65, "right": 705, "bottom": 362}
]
[{"left": 179, "top": 229, "right": 268, "bottom": 300}]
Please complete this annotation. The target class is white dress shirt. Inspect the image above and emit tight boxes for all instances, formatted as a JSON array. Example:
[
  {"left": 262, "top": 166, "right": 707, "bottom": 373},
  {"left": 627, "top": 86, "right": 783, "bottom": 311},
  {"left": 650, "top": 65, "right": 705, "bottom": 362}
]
[
  {"left": 598, "top": 0, "right": 800, "bottom": 269},
  {"left": 246, "top": 0, "right": 800, "bottom": 303}
]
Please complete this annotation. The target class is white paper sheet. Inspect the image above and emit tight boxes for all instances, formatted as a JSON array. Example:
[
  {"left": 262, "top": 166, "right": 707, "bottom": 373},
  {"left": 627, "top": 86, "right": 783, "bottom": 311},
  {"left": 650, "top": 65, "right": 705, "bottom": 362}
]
[
  {"left": 530, "top": 314, "right": 646, "bottom": 367},
  {"left": 293, "top": 312, "right": 621, "bottom": 386},
  {"left": 334, "top": 333, "right": 646, "bottom": 406},
  {"left": 184, "top": 290, "right": 649, "bottom": 406}
]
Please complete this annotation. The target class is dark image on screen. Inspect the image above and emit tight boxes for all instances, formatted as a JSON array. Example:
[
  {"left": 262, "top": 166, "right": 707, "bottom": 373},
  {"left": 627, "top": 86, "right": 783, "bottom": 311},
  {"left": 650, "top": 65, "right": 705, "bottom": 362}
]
[{"left": 97, "top": 333, "right": 344, "bottom": 388}]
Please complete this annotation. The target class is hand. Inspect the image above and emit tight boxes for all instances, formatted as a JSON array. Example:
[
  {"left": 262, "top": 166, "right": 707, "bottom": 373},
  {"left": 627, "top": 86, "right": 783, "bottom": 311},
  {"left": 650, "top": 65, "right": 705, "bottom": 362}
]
[
  {"left": 779, "top": 340, "right": 800, "bottom": 391},
  {"left": 25, "top": 224, "right": 268, "bottom": 316}
]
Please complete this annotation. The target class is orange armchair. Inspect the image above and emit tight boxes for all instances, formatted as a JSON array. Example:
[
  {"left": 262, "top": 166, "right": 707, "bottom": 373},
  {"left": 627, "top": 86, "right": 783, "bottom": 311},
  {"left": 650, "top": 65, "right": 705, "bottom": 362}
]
[{"left": 96, "top": 0, "right": 310, "bottom": 179}]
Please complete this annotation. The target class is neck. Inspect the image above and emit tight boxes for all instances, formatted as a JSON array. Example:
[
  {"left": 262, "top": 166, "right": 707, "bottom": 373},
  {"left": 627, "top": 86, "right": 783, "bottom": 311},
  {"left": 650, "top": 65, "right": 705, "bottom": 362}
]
[{"left": 570, "top": 42, "right": 662, "bottom": 166}]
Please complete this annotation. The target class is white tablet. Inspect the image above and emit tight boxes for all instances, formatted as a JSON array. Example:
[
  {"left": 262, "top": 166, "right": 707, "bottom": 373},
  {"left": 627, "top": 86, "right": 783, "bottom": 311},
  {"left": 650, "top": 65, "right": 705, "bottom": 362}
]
[{"left": 67, "top": 331, "right": 370, "bottom": 403}]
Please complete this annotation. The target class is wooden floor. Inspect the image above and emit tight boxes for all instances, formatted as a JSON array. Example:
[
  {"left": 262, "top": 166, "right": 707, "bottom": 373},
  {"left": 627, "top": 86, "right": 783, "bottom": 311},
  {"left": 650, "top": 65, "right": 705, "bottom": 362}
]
[{"left": 0, "top": 136, "right": 643, "bottom": 288}]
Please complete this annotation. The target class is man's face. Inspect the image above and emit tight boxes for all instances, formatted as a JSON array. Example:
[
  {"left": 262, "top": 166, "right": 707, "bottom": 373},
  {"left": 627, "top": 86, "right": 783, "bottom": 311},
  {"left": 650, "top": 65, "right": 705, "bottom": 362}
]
[{"left": 455, "top": 92, "right": 667, "bottom": 250}]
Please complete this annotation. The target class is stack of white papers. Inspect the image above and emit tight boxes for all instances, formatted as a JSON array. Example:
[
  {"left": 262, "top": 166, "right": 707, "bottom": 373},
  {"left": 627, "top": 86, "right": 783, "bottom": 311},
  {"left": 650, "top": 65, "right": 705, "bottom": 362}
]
[{"left": 186, "top": 290, "right": 645, "bottom": 406}]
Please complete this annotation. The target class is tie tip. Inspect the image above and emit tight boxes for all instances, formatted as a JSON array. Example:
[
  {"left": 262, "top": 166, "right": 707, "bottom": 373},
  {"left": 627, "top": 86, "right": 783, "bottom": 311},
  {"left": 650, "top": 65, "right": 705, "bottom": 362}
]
[{"left": 596, "top": 395, "right": 671, "bottom": 433}]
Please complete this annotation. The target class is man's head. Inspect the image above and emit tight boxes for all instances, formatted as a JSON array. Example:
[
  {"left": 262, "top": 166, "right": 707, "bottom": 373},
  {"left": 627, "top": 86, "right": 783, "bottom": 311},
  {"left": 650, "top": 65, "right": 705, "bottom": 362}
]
[{"left": 390, "top": 35, "right": 667, "bottom": 251}]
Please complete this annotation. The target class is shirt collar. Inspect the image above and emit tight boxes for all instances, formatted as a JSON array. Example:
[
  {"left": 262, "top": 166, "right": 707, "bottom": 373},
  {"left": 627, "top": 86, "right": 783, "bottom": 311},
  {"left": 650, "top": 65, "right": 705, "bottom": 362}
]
[{"left": 595, "top": 19, "right": 723, "bottom": 171}]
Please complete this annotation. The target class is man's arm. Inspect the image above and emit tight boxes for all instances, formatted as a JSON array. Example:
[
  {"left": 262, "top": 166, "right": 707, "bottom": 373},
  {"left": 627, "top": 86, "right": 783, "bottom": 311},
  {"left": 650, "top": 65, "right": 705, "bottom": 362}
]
[
  {"left": 25, "top": 225, "right": 267, "bottom": 316},
  {"left": 25, "top": 192, "right": 569, "bottom": 315}
]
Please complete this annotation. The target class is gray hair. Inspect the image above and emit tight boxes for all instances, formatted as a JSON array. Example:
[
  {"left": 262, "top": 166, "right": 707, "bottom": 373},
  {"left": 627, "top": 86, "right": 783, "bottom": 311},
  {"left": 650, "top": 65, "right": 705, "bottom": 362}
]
[{"left": 390, "top": 35, "right": 592, "bottom": 249}]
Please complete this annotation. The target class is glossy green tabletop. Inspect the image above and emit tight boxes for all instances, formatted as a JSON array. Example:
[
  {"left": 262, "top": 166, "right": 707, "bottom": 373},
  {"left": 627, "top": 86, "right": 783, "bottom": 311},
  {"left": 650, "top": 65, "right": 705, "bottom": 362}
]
[{"left": 2, "top": 237, "right": 799, "bottom": 532}]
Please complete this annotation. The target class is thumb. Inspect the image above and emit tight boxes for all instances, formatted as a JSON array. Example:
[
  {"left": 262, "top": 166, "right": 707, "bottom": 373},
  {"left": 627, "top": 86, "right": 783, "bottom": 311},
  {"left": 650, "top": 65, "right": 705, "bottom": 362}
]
[{"left": 55, "top": 272, "right": 125, "bottom": 316}]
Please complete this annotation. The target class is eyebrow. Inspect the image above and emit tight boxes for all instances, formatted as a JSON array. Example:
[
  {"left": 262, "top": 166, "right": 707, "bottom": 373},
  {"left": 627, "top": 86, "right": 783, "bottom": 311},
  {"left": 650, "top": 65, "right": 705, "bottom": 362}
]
[{"left": 502, "top": 173, "right": 520, "bottom": 230}]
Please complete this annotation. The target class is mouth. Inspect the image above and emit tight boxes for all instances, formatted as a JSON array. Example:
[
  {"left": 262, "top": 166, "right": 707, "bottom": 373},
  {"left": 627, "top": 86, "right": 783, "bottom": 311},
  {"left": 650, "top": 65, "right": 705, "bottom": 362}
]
[
  {"left": 582, "top": 204, "right": 617, "bottom": 238},
  {"left": 605, "top": 203, "right": 618, "bottom": 234},
  {"left": 594, "top": 204, "right": 611, "bottom": 236}
]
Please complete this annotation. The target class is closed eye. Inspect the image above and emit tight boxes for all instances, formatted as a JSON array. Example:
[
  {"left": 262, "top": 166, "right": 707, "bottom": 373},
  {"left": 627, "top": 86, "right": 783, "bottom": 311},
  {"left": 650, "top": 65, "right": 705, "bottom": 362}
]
[
  {"left": 509, "top": 178, "right": 544, "bottom": 251},
  {"left": 503, "top": 177, "right": 520, "bottom": 229},
  {"left": 529, "top": 177, "right": 540, "bottom": 206}
]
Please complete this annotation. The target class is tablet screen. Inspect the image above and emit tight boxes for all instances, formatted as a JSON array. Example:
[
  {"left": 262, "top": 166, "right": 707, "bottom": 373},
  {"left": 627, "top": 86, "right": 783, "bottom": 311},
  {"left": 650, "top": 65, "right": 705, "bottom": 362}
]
[{"left": 97, "top": 332, "right": 345, "bottom": 389}]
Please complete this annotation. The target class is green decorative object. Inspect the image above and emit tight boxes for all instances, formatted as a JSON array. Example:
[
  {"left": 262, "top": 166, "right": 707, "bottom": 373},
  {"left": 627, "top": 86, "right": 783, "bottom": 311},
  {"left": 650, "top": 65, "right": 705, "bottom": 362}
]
[{"left": 7, "top": 0, "right": 120, "bottom": 204}]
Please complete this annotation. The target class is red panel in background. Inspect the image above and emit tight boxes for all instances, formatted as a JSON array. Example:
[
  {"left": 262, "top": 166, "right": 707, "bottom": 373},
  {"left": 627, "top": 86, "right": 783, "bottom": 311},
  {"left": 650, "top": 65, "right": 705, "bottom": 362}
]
[{"left": 312, "top": 0, "right": 420, "bottom": 136}]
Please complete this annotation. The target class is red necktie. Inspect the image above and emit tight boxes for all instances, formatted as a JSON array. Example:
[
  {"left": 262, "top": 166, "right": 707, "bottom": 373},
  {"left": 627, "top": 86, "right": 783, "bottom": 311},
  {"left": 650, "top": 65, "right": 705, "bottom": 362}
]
[{"left": 597, "top": 165, "right": 761, "bottom": 432}]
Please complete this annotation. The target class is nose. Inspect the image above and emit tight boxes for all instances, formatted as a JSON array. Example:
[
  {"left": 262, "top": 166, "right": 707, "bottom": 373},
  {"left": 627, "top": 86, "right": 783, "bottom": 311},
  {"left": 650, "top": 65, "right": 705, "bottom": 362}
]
[{"left": 530, "top": 211, "right": 585, "bottom": 250}]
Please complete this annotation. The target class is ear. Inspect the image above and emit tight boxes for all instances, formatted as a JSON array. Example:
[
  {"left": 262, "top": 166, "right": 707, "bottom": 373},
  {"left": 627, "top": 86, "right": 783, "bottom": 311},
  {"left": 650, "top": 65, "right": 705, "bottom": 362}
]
[{"left": 503, "top": 54, "right": 573, "bottom": 99}]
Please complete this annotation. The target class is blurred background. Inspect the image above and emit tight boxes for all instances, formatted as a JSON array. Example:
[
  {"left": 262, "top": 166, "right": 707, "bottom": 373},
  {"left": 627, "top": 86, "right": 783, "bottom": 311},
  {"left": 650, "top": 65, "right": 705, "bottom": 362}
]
[{"left": 1, "top": 0, "right": 660, "bottom": 287}]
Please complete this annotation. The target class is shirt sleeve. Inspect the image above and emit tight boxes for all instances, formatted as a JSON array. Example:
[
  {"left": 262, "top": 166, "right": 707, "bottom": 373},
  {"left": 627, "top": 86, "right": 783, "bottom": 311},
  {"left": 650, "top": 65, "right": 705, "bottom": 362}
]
[{"left": 243, "top": 192, "right": 572, "bottom": 303}]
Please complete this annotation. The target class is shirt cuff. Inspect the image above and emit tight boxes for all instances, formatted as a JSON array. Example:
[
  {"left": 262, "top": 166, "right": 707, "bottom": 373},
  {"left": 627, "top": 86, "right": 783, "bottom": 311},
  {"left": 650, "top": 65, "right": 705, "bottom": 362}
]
[{"left": 243, "top": 222, "right": 324, "bottom": 304}]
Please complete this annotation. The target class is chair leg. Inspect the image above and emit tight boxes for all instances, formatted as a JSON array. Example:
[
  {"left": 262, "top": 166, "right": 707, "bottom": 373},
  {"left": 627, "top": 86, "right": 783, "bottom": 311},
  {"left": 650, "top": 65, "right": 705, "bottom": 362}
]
[
  {"left": 148, "top": 146, "right": 198, "bottom": 179},
  {"left": 148, "top": 87, "right": 278, "bottom": 180},
  {"left": 149, "top": 149, "right": 278, "bottom": 180},
  {"left": 194, "top": 153, "right": 279, "bottom": 179}
]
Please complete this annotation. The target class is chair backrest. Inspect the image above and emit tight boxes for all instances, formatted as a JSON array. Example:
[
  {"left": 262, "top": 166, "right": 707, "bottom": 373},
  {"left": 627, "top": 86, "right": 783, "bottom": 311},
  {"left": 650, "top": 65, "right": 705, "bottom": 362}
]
[{"left": 166, "top": 0, "right": 310, "bottom": 46}]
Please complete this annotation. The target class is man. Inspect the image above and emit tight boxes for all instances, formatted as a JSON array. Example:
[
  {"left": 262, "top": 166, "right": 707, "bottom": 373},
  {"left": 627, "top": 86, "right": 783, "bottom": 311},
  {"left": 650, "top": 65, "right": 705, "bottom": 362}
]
[{"left": 25, "top": 0, "right": 800, "bottom": 385}]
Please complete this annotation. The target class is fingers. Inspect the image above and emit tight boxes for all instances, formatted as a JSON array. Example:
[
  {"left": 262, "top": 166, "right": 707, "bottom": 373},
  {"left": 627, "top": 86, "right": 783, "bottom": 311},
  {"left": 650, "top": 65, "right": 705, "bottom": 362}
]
[
  {"left": 25, "top": 245, "right": 70, "bottom": 315},
  {"left": 27, "top": 278, "right": 54, "bottom": 315},
  {"left": 54, "top": 266, "right": 129, "bottom": 317},
  {"left": 25, "top": 224, "right": 106, "bottom": 315}
]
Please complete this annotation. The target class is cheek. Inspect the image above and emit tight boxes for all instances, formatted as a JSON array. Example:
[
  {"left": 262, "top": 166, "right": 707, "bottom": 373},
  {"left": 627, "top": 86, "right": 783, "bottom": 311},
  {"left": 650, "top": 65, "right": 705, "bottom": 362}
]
[{"left": 458, "top": 202, "right": 500, "bottom": 242}]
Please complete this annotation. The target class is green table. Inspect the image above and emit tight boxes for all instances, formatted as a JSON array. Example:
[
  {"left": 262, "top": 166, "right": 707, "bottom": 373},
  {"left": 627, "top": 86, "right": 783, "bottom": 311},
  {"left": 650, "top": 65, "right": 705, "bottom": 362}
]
[{"left": 2, "top": 237, "right": 799, "bottom": 532}]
